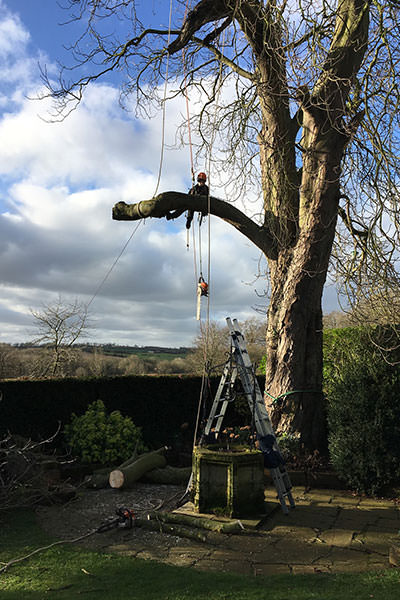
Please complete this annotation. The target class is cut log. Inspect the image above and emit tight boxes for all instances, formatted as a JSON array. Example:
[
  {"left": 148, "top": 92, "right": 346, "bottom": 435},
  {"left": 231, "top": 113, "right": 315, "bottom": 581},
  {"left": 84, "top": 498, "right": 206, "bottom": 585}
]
[
  {"left": 147, "top": 511, "right": 243, "bottom": 534},
  {"left": 142, "top": 465, "right": 191, "bottom": 485},
  {"left": 135, "top": 516, "right": 209, "bottom": 543},
  {"left": 117, "top": 437, "right": 145, "bottom": 470},
  {"left": 109, "top": 448, "right": 168, "bottom": 489},
  {"left": 84, "top": 468, "right": 110, "bottom": 489}
]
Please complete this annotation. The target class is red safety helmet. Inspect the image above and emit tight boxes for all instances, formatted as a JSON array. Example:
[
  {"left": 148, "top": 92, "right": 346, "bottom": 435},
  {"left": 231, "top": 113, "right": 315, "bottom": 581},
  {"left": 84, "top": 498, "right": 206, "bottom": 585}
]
[{"left": 197, "top": 172, "right": 207, "bottom": 182}]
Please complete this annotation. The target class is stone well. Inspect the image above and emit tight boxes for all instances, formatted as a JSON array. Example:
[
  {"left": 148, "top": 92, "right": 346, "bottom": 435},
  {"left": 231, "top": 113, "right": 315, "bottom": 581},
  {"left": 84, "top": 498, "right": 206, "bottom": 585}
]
[{"left": 192, "top": 446, "right": 265, "bottom": 517}]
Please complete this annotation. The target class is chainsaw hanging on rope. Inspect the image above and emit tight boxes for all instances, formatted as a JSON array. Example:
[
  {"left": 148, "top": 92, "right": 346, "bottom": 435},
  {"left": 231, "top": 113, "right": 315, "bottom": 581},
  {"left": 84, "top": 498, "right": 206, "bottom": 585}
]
[{"left": 196, "top": 274, "right": 209, "bottom": 321}]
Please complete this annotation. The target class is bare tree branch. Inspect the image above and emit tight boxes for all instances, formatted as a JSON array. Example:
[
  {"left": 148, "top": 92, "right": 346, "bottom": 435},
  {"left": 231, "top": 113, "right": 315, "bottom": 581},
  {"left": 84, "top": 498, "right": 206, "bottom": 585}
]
[{"left": 112, "top": 191, "right": 276, "bottom": 258}]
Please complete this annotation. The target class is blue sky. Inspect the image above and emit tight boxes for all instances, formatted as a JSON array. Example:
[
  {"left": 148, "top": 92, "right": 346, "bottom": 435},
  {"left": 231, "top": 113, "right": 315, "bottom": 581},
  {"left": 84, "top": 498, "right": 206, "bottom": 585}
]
[{"left": 0, "top": 1, "right": 339, "bottom": 346}]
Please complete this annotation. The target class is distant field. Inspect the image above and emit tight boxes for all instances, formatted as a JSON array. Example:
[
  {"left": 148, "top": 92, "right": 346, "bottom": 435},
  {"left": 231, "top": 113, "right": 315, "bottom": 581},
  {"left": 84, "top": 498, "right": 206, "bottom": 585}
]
[
  {"left": 127, "top": 351, "right": 189, "bottom": 361},
  {"left": 84, "top": 345, "right": 191, "bottom": 361}
]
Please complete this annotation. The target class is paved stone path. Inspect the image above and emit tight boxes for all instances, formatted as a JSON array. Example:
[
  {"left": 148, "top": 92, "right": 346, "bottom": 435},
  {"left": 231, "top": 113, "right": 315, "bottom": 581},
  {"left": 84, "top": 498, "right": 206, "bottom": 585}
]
[{"left": 104, "top": 487, "right": 400, "bottom": 575}]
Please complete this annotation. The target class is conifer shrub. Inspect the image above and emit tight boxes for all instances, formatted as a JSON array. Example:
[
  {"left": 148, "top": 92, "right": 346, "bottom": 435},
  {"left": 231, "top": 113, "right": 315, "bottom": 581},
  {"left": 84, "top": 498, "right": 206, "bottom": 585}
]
[
  {"left": 64, "top": 399, "right": 146, "bottom": 464},
  {"left": 325, "top": 327, "right": 400, "bottom": 494}
]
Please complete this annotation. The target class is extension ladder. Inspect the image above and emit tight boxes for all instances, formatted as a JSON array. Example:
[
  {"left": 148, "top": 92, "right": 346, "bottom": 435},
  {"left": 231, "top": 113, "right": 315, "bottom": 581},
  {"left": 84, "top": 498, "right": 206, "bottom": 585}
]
[{"left": 204, "top": 317, "right": 295, "bottom": 514}]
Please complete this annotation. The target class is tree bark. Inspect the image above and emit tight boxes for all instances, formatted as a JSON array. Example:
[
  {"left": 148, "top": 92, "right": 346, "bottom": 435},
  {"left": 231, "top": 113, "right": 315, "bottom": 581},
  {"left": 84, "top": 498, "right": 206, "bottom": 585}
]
[
  {"left": 113, "top": 192, "right": 275, "bottom": 258},
  {"left": 147, "top": 510, "right": 243, "bottom": 533},
  {"left": 110, "top": 0, "right": 370, "bottom": 453},
  {"left": 109, "top": 448, "right": 167, "bottom": 489},
  {"left": 142, "top": 465, "right": 192, "bottom": 485}
]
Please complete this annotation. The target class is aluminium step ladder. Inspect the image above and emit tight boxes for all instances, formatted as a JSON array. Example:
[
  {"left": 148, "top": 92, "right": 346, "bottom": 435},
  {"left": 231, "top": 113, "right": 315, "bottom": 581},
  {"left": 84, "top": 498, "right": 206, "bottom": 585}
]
[{"left": 203, "top": 317, "right": 295, "bottom": 514}]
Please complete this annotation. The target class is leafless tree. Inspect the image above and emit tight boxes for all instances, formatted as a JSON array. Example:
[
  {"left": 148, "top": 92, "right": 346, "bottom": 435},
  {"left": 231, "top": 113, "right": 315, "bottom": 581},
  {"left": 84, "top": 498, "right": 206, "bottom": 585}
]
[
  {"left": 30, "top": 297, "right": 90, "bottom": 377},
  {"left": 43, "top": 1, "right": 400, "bottom": 450},
  {"left": 322, "top": 311, "right": 350, "bottom": 331},
  {"left": 186, "top": 318, "right": 265, "bottom": 375},
  {"left": 0, "top": 344, "right": 24, "bottom": 380}
]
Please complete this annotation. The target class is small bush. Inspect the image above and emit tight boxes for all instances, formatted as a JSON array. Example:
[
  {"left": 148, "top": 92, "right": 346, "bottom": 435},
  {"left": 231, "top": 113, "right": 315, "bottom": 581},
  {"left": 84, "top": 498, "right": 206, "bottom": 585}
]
[
  {"left": 325, "top": 327, "right": 400, "bottom": 494},
  {"left": 276, "top": 433, "right": 301, "bottom": 462},
  {"left": 64, "top": 399, "right": 146, "bottom": 464}
]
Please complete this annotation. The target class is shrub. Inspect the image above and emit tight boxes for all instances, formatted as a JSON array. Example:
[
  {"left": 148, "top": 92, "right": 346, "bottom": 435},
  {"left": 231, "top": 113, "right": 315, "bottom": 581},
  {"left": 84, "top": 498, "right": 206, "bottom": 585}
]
[
  {"left": 64, "top": 399, "right": 146, "bottom": 464},
  {"left": 325, "top": 327, "right": 400, "bottom": 494}
]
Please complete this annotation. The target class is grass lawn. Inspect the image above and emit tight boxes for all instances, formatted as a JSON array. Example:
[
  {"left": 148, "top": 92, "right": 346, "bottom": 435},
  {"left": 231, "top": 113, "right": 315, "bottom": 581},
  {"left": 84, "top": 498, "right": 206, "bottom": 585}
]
[{"left": 1, "top": 510, "right": 400, "bottom": 599}]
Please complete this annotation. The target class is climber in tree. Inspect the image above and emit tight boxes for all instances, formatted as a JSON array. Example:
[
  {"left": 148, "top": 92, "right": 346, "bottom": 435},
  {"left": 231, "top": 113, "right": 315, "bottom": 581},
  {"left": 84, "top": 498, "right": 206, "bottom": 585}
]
[{"left": 166, "top": 172, "right": 209, "bottom": 229}]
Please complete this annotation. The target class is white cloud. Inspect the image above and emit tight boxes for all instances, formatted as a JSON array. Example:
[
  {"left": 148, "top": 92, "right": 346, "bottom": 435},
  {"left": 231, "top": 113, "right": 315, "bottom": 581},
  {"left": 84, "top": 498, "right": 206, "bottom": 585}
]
[
  {"left": 0, "top": 12, "right": 29, "bottom": 57},
  {"left": 0, "top": 81, "right": 263, "bottom": 346},
  {"left": 0, "top": 2, "right": 339, "bottom": 348}
]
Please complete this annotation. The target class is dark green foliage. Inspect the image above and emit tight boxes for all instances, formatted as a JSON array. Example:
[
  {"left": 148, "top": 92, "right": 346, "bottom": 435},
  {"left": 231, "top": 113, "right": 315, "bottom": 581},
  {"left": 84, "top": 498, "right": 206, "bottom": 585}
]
[
  {"left": 0, "top": 375, "right": 264, "bottom": 452},
  {"left": 0, "top": 376, "right": 205, "bottom": 449},
  {"left": 64, "top": 399, "right": 146, "bottom": 464},
  {"left": 325, "top": 327, "right": 400, "bottom": 494}
]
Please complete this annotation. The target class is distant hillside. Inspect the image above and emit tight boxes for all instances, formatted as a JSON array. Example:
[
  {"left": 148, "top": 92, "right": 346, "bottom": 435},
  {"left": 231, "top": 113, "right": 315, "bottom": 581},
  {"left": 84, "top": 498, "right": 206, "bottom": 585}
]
[{"left": 78, "top": 344, "right": 192, "bottom": 360}]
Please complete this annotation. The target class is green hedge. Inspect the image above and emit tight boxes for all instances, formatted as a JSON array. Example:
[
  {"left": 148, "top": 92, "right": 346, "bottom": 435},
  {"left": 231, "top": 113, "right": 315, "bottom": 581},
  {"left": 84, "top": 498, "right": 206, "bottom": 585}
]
[
  {"left": 0, "top": 375, "right": 264, "bottom": 450},
  {"left": 325, "top": 327, "right": 400, "bottom": 494}
]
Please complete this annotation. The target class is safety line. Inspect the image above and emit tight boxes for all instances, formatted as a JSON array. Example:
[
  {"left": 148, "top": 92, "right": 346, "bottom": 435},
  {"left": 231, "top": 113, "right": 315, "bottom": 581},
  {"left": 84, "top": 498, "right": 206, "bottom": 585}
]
[
  {"left": 204, "top": 27, "right": 226, "bottom": 335},
  {"left": 193, "top": 27, "right": 227, "bottom": 447},
  {"left": 264, "top": 389, "right": 323, "bottom": 405},
  {"left": 182, "top": 0, "right": 195, "bottom": 183},
  {"left": 86, "top": 220, "right": 143, "bottom": 309},
  {"left": 86, "top": 0, "right": 174, "bottom": 311}
]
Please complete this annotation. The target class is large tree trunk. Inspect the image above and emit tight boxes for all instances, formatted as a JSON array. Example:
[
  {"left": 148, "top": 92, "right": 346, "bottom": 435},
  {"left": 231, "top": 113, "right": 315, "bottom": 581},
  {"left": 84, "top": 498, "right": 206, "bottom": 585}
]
[
  {"left": 111, "top": 1, "right": 369, "bottom": 453},
  {"left": 265, "top": 265, "right": 328, "bottom": 452},
  {"left": 263, "top": 120, "right": 344, "bottom": 451}
]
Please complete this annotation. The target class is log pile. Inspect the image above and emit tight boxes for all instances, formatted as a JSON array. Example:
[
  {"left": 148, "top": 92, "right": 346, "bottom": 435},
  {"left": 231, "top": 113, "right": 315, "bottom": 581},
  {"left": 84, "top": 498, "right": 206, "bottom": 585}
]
[{"left": 84, "top": 447, "right": 192, "bottom": 490}]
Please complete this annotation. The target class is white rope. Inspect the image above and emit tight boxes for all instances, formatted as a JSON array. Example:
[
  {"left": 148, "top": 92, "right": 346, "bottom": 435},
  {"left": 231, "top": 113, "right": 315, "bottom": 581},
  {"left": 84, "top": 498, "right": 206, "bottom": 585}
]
[
  {"left": 86, "top": 220, "right": 143, "bottom": 309},
  {"left": 192, "top": 29, "right": 227, "bottom": 447},
  {"left": 203, "top": 28, "right": 226, "bottom": 333},
  {"left": 86, "top": 0, "right": 174, "bottom": 310}
]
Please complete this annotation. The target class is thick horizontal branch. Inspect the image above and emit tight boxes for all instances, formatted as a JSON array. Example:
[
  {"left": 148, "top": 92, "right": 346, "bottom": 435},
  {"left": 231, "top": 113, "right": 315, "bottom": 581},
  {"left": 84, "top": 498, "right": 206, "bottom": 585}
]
[
  {"left": 168, "top": 0, "right": 231, "bottom": 55},
  {"left": 113, "top": 191, "right": 276, "bottom": 258}
]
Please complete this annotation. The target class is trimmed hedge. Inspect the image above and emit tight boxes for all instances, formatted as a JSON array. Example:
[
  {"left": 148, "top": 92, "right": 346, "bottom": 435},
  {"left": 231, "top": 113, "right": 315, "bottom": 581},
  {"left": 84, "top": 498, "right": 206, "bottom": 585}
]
[{"left": 0, "top": 375, "right": 264, "bottom": 450}]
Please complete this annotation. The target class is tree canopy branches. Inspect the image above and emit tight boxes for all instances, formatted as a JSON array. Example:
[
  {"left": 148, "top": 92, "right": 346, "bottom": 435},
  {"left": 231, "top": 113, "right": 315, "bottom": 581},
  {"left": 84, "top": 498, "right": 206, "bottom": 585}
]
[
  {"left": 42, "top": 0, "right": 400, "bottom": 313},
  {"left": 43, "top": 0, "right": 400, "bottom": 447}
]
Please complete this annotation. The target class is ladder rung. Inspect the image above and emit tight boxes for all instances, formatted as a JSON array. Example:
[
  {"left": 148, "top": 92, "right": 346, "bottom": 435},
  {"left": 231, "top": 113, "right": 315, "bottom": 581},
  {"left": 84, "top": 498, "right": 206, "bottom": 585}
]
[{"left": 203, "top": 317, "right": 296, "bottom": 514}]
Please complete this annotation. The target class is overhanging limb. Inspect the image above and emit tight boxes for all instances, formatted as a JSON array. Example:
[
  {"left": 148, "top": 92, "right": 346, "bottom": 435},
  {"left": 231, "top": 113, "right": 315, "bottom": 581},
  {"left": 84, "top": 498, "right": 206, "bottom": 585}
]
[{"left": 112, "top": 191, "right": 276, "bottom": 258}]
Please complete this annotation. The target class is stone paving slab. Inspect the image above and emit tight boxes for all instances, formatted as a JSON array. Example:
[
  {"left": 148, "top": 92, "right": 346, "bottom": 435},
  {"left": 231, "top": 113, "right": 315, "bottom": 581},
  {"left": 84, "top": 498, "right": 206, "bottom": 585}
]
[
  {"left": 318, "top": 528, "right": 354, "bottom": 546},
  {"left": 91, "top": 486, "right": 400, "bottom": 575}
]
